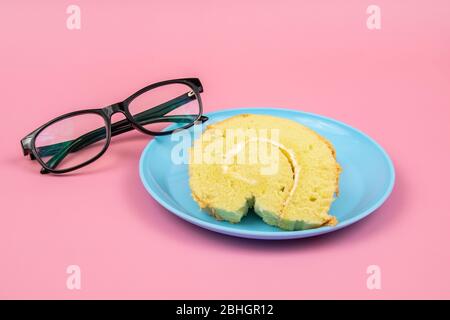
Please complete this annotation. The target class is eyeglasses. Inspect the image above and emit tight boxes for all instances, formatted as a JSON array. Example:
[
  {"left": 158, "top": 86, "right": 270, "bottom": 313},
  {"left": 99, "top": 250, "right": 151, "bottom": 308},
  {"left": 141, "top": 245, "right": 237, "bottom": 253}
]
[{"left": 21, "top": 78, "right": 208, "bottom": 174}]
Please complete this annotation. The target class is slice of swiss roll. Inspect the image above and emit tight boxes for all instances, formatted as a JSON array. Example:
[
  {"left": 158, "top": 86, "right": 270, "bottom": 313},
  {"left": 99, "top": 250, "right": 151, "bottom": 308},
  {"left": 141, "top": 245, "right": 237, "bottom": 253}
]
[{"left": 189, "top": 114, "right": 341, "bottom": 231}]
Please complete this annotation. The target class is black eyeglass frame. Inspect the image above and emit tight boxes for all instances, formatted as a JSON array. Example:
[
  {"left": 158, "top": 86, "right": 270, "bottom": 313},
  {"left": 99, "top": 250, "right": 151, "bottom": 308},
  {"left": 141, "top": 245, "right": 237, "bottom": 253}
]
[{"left": 21, "top": 78, "right": 207, "bottom": 174}]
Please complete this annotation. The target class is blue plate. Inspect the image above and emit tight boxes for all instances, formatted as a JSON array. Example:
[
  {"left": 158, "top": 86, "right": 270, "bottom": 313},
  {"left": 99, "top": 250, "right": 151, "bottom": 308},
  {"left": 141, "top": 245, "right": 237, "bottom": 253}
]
[{"left": 139, "top": 108, "right": 395, "bottom": 240}]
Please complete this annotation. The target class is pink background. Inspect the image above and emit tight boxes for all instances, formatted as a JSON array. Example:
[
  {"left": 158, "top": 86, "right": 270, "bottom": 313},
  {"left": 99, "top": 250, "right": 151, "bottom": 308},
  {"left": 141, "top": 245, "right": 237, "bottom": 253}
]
[{"left": 1, "top": 1, "right": 449, "bottom": 299}]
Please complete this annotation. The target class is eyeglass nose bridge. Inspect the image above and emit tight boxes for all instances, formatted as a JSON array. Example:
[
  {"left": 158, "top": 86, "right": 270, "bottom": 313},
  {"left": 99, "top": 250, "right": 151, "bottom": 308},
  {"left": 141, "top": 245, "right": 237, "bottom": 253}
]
[{"left": 103, "top": 102, "right": 126, "bottom": 117}]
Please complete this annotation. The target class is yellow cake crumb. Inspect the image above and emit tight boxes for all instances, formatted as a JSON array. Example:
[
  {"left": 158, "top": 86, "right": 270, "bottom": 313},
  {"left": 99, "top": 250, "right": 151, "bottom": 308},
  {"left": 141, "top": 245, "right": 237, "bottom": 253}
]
[{"left": 188, "top": 114, "right": 341, "bottom": 231}]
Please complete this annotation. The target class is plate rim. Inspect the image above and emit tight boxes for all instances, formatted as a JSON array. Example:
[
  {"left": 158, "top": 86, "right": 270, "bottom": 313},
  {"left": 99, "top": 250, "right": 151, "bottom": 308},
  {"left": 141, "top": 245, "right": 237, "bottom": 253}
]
[{"left": 139, "top": 107, "right": 395, "bottom": 240}]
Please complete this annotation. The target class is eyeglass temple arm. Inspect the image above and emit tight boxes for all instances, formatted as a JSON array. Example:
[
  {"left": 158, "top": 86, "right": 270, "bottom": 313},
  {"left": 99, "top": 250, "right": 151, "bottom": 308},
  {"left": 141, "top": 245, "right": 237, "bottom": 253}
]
[{"left": 39, "top": 93, "right": 207, "bottom": 172}]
